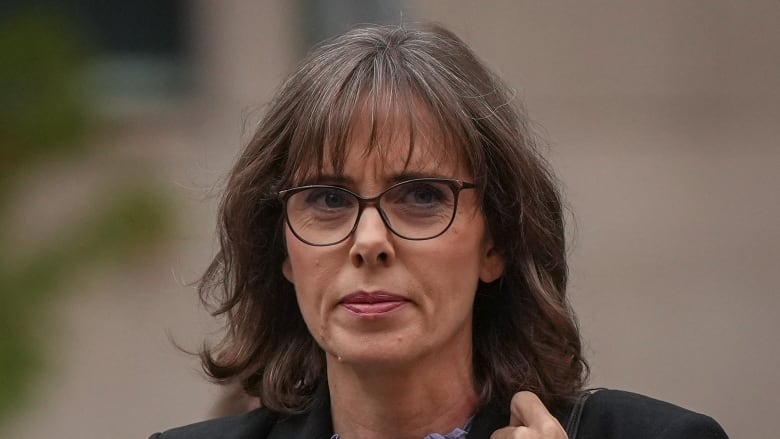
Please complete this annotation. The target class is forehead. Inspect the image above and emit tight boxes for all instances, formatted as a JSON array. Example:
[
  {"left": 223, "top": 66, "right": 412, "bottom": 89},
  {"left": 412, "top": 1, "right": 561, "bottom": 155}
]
[{"left": 294, "top": 92, "right": 469, "bottom": 184}]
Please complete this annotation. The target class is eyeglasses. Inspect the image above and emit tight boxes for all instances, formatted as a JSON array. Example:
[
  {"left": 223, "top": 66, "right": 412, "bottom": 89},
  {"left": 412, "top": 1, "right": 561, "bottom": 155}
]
[{"left": 278, "top": 178, "right": 476, "bottom": 246}]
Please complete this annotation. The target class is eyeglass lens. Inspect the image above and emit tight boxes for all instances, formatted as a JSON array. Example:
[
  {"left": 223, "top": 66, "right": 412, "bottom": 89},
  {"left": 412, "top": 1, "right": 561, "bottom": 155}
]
[{"left": 284, "top": 179, "right": 460, "bottom": 245}]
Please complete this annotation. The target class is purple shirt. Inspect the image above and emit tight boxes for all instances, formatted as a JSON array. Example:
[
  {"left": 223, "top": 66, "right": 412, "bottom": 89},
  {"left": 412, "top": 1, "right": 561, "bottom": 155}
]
[
  {"left": 330, "top": 418, "right": 471, "bottom": 439},
  {"left": 330, "top": 428, "right": 467, "bottom": 439}
]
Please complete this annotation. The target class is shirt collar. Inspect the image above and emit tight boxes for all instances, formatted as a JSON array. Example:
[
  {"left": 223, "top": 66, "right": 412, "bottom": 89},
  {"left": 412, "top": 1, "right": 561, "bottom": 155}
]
[{"left": 267, "top": 380, "right": 510, "bottom": 439}]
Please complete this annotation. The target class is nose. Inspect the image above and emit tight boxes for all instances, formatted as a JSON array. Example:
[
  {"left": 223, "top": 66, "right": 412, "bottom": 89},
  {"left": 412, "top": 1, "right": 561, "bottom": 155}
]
[{"left": 349, "top": 206, "right": 396, "bottom": 268}]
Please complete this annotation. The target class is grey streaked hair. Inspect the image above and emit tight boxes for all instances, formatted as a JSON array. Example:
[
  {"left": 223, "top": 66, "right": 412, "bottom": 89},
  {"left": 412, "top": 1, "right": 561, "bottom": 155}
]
[{"left": 198, "top": 22, "right": 587, "bottom": 414}]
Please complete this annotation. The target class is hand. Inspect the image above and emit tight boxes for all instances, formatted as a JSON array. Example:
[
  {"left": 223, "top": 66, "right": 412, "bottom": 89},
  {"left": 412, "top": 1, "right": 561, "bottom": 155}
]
[{"left": 490, "top": 391, "right": 567, "bottom": 439}]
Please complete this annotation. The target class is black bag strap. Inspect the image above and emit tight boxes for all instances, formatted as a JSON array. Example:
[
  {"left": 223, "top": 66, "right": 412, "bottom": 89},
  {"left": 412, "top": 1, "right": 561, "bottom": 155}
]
[{"left": 564, "top": 388, "right": 603, "bottom": 438}]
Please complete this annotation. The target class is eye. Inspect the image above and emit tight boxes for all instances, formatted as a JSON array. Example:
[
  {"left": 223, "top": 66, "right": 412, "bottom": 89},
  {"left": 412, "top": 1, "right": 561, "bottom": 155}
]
[
  {"left": 305, "top": 187, "right": 354, "bottom": 210},
  {"left": 392, "top": 181, "right": 449, "bottom": 206},
  {"left": 409, "top": 186, "right": 441, "bottom": 204}
]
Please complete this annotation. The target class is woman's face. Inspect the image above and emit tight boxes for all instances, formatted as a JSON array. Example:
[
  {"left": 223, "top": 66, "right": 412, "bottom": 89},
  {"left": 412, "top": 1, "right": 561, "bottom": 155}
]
[{"left": 282, "top": 107, "right": 505, "bottom": 370}]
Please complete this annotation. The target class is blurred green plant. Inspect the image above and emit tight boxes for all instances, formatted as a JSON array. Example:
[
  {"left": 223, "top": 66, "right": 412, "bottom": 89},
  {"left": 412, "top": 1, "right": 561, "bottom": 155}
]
[
  {"left": 0, "top": 10, "right": 91, "bottom": 185},
  {"left": 0, "top": 186, "right": 173, "bottom": 420},
  {"left": 0, "top": 9, "right": 174, "bottom": 425}
]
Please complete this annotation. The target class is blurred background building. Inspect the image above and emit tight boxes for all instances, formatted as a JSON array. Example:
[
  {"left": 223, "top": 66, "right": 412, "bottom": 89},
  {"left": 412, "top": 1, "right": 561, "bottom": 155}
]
[{"left": 1, "top": 1, "right": 778, "bottom": 437}]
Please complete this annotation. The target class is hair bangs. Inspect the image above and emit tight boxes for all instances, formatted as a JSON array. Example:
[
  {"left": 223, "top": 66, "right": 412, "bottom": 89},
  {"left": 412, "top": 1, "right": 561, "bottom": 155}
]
[
  {"left": 201, "top": 23, "right": 585, "bottom": 415},
  {"left": 280, "top": 43, "right": 473, "bottom": 189}
]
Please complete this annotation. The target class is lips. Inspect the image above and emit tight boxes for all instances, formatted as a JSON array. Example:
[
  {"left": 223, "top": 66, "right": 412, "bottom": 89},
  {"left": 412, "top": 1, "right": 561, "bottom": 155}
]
[{"left": 339, "top": 291, "right": 408, "bottom": 316}]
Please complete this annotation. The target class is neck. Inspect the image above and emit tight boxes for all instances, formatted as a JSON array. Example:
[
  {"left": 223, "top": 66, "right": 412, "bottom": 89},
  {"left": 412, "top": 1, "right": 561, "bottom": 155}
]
[{"left": 327, "top": 352, "right": 478, "bottom": 439}]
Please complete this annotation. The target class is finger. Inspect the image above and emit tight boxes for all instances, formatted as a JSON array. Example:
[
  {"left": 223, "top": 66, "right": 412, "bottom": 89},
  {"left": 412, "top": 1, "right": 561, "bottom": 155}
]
[
  {"left": 493, "top": 425, "right": 566, "bottom": 439},
  {"left": 490, "top": 425, "right": 531, "bottom": 439},
  {"left": 508, "top": 392, "right": 551, "bottom": 427},
  {"left": 507, "top": 392, "right": 567, "bottom": 438}
]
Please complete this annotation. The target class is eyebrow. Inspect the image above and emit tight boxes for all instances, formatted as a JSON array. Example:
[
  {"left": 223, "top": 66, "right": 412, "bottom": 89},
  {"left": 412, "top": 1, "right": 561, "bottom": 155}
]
[
  {"left": 311, "top": 171, "right": 454, "bottom": 187},
  {"left": 313, "top": 174, "right": 354, "bottom": 186},
  {"left": 385, "top": 172, "right": 453, "bottom": 184}
]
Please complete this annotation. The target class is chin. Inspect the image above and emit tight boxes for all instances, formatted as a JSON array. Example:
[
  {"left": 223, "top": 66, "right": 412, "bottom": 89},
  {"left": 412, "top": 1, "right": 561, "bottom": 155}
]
[{"left": 324, "top": 335, "right": 426, "bottom": 369}]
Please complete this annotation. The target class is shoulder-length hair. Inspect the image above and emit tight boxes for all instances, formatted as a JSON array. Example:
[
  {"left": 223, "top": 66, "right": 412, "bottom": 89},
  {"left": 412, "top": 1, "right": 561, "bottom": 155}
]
[{"left": 199, "top": 22, "right": 587, "bottom": 414}]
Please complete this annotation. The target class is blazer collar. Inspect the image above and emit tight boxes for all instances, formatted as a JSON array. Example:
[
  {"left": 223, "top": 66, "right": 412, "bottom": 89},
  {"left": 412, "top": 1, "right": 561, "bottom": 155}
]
[
  {"left": 265, "top": 381, "right": 511, "bottom": 439},
  {"left": 266, "top": 381, "right": 333, "bottom": 439}
]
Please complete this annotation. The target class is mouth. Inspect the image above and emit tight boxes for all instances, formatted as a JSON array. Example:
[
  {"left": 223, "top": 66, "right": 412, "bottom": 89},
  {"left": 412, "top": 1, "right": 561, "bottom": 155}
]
[{"left": 339, "top": 291, "right": 408, "bottom": 316}]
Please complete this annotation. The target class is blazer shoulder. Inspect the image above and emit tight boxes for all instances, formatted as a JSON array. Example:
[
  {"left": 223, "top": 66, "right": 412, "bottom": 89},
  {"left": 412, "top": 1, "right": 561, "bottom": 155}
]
[
  {"left": 151, "top": 408, "right": 277, "bottom": 439},
  {"left": 577, "top": 389, "right": 729, "bottom": 439}
]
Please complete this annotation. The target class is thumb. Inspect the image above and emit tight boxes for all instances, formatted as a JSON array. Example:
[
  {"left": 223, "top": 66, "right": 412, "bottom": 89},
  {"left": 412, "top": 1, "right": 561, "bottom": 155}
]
[
  {"left": 509, "top": 391, "right": 551, "bottom": 427},
  {"left": 505, "top": 391, "right": 567, "bottom": 438}
]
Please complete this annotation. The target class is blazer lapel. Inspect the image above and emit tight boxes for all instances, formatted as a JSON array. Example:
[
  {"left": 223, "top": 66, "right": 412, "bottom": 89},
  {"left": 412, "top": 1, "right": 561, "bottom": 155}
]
[
  {"left": 467, "top": 401, "right": 509, "bottom": 439},
  {"left": 267, "top": 382, "right": 333, "bottom": 439}
]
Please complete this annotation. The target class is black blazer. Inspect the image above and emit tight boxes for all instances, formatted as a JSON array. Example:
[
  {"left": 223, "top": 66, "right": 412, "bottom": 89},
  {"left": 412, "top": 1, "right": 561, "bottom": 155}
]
[{"left": 150, "top": 388, "right": 728, "bottom": 439}]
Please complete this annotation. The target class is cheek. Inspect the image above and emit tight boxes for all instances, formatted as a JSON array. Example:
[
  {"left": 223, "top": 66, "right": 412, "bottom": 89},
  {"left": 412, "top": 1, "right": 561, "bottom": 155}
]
[
  {"left": 285, "top": 228, "right": 323, "bottom": 281},
  {"left": 411, "top": 230, "right": 485, "bottom": 300},
  {"left": 285, "top": 229, "right": 341, "bottom": 309},
  {"left": 446, "top": 219, "right": 489, "bottom": 266}
]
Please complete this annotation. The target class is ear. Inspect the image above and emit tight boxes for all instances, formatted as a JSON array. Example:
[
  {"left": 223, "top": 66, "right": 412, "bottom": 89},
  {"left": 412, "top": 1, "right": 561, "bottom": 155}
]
[
  {"left": 479, "top": 241, "right": 505, "bottom": 283},
  {"left": 282, "top": 257, "right": 294, "bottom": 284}
]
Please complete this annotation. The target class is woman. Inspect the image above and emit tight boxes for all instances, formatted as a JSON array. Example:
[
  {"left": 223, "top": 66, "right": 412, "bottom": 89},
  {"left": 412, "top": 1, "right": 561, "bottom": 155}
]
[{"left": 151, "top": 23, "right": 728, "bottom": 438}]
